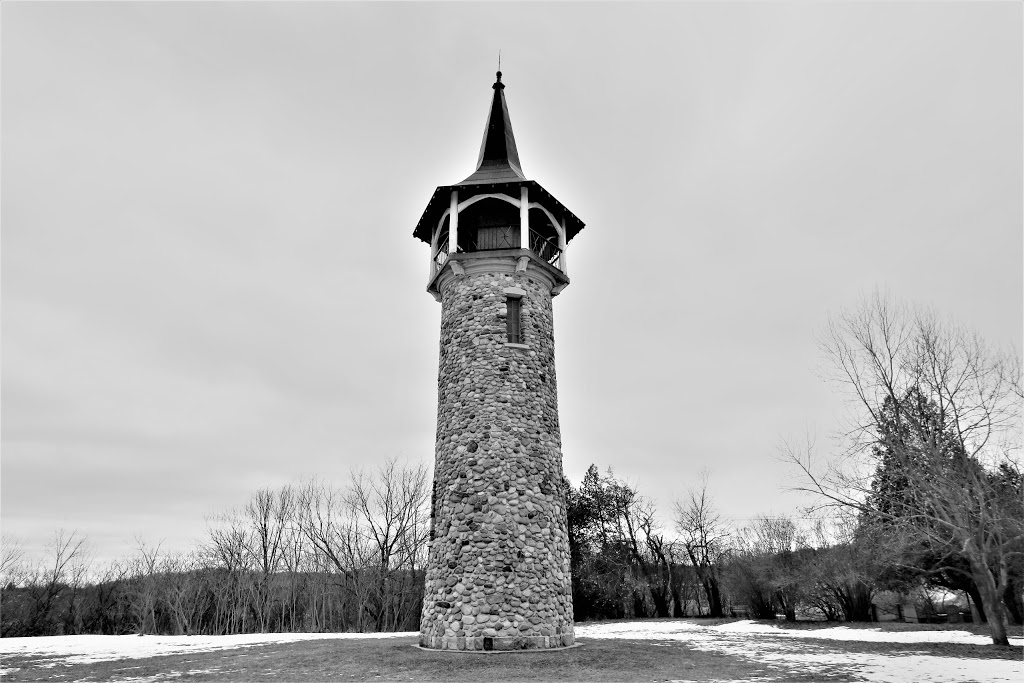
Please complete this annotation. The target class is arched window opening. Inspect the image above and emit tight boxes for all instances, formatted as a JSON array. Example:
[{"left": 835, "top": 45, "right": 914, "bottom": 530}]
[
  {"left": 457, "top": 197, "right": 521, "bottom": 253},
  {"left": 528, "top": 208, "right": 561, "bottom": 265}
]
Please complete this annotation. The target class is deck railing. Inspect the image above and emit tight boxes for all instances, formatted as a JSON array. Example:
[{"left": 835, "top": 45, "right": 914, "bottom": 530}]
[
  {"left": 529, "top": 228, "right": 562, "bottom": 266},
  {"left": 433, "top": 234, "right": 449, "bottom": 270},
  {"left": 433, "top": 227, "right": 563, "bottom": 276}
]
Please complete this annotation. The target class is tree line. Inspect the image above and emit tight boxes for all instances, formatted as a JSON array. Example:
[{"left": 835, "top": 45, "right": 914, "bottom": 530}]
[
  {"left": 1, "top": 461, "right": 430, "bottom": 638},
  {"left": 2, "top": 293, "right": 1020, "bottom": 646}
]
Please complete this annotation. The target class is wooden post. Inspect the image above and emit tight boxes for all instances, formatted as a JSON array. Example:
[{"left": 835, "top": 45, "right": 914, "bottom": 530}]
[
  {"left": 558, "top": 217, "right": 568, "bottom": 275},
  {"left": 520, "top": 186, "right": 530, "bottom": 249},
  {"left": 449, "top": 191, "right": 459, "bottom": 255}
]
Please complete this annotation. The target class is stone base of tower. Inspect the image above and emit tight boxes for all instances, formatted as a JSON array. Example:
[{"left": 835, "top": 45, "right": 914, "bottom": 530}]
[{"left": 419, "top": 633, "right": 575, "bottom": 651}]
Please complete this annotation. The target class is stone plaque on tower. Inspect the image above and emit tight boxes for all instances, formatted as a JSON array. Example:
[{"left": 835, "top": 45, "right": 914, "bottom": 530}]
[{"left": 413, "top": 72, "right": 585, "bottom": 651}]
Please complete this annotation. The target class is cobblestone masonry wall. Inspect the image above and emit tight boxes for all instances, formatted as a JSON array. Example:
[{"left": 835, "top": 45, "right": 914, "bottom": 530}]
[{"left": 419, "top": 265, "right": 575, "bottom": 650}]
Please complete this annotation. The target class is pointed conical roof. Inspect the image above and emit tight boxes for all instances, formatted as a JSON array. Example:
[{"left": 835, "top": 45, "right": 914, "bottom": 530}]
[{"left": 459, "top": 71, "right": 526, "bottom": 185}]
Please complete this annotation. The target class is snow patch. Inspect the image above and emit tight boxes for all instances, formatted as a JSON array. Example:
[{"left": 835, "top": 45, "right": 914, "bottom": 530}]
[
  {"left": 0, "top": 631, "right": 417, "bottom": 665},
  {"left": 577, "top": 619, "right": 1024, "bottom": 646},
  {"left": 574, "top": 620, "right": 1024, "bottom": 683}
]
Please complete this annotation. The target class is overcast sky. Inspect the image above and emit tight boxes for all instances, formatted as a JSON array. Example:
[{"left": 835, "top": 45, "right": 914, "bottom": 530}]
[{"left": 3, "top": 2, "right": 1021, "bottom": 565}]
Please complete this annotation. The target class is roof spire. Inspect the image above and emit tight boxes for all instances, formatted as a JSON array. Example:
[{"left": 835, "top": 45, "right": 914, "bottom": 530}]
[{"left": 460, "top": 69, "right": 524, "bottom": 184}]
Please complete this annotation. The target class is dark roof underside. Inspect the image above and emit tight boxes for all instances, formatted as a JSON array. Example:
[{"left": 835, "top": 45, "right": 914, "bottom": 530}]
[{"left": 413, "top": 180, "right": 584, "bottom": 245}]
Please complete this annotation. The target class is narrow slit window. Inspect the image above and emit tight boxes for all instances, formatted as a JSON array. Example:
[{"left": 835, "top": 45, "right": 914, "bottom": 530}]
[{"left": 506, "top": 296, "right": 522, "bottom": 344}]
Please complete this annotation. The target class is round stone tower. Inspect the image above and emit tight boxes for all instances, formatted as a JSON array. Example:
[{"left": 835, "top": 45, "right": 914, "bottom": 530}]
[{"left": 412, "top": 72, "right": 585, "bottom": 651}]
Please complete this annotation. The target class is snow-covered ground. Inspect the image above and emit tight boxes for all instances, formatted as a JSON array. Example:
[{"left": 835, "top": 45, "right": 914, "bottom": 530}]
[
  {"left": 1, "top": 621, "right": 1020, "bottom": 682},
  {"left": 579, "top": 619, "right": 1024, "bottom": 645},
  {"left": 0, "top": 630, "right": 416, "bottom": 666},
  {"left": 574, "top": 620, "right": 1024, "bottom": 683}
]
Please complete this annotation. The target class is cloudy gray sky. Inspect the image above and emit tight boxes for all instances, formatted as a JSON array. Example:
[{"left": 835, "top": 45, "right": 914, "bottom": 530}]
[{"left": 3, "top": 2, "right": 1021, "bottom": 564}]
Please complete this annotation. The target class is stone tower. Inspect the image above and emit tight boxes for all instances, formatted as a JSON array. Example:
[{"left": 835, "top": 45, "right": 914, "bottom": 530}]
[{"left": 413, "top": 72, "right": 585, "bottom": 651}]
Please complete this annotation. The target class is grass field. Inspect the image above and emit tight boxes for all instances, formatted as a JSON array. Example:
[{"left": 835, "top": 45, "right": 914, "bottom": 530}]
[{"left": 1, "top": 619, "right": 1021, "bottom": 682}]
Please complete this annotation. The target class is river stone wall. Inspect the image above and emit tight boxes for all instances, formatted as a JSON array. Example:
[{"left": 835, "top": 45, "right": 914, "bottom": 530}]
[{"left": 419, "top": 262, "right": 575, "bottom": 651}]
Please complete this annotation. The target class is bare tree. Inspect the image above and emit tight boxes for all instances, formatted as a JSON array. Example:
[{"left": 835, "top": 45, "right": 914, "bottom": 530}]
[
  {"left": 205, "top": 509, "right": 255, "bottom": 634},
  {"left": 609, "top": 485, "right": 675, "bottom": 618},
  {"left": 347, "top": 458, "right": 430, "bottom": 631},
  {"left": 62, "top": 539, "right": 93, "bottom": 634},
  {"left": 278, "top": 505, "right": 308, "bottom": 632},
  {"left": 568, "top": 465, "right": 678, "bottom": 619},
  {"left": 241, "top": 486, "right": 296, "bottom": 632},
  {"left": 297, "top": 477, "right": 364, "bottom": 630},
  {"left": 127, "top": 538, "right": 163, "bottom": 634},
  {"left": 161, "top": 552, "right": 210, "bottom": 635},
  {"left": 87, "top": 559, "right": 131, "bottom": 634},
  {"left": 786, "top": 292, "right": 1023, "bottom": 645},
  {"left": 295, "top": 460, "right": 429, "bottom": 632},
  {"left": 18, "top": 529, "right": 90, "bottom": 635},
  {"left": 1, "top": 534, "right": 26, "bottom": 587},
  {"left": 729, "top": 516, "right": 808, "bottom": 621},
  {"left": 805, "top": 515, "right": 880, "bottom": 622},
  {"left": 674, "top": 472, "right": 729, "bottom": 617}
]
